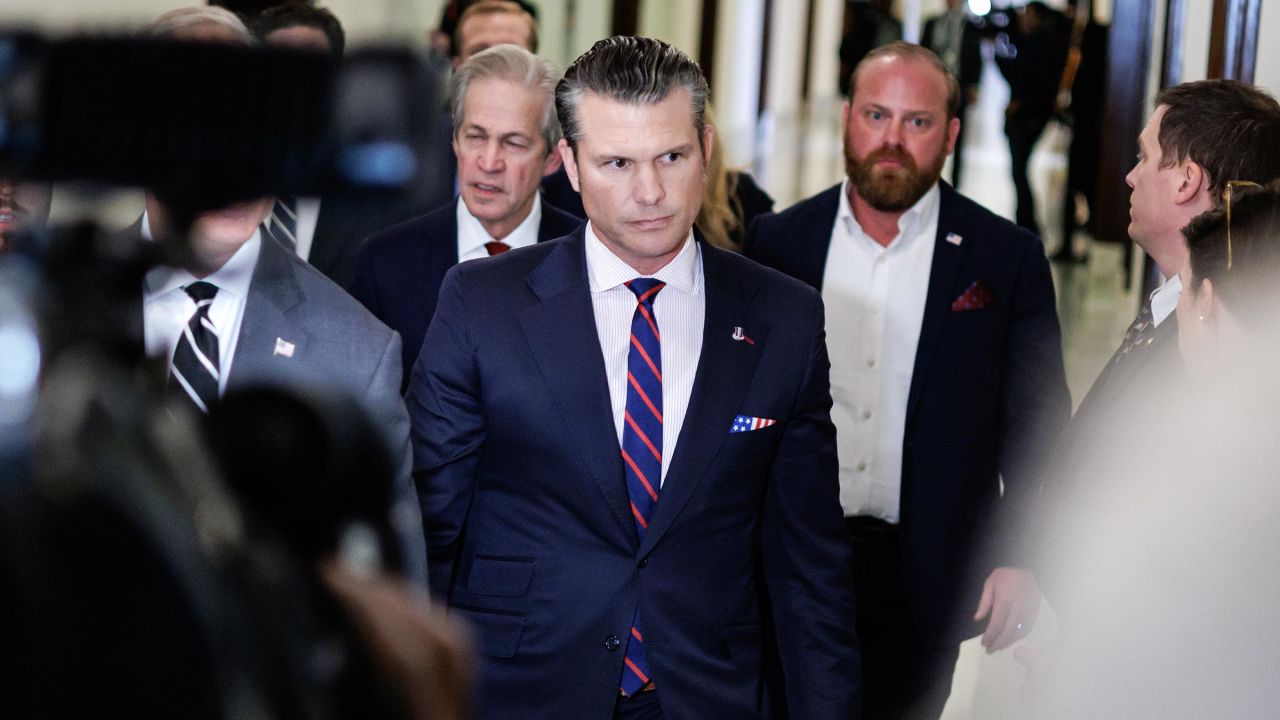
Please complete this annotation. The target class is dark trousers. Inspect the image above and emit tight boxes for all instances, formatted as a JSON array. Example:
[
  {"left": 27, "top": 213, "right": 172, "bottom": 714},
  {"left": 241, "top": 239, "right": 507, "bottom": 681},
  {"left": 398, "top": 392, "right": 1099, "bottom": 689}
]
[
  {"left": 1005, "top": 115, "right": 1050, "bottom": 236},
  {"left": 847, "top": 517, "right": 959, "bottom": 720},
  {"left": 614, "top": 689, "right": 664, "bottom": 720}
]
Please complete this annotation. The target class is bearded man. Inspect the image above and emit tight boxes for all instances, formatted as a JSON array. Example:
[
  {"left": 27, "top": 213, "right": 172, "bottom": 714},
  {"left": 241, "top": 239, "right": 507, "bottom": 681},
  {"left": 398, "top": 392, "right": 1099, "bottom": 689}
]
[{"left": 744, "top": 41, "right": 1069, "bottom": 720}]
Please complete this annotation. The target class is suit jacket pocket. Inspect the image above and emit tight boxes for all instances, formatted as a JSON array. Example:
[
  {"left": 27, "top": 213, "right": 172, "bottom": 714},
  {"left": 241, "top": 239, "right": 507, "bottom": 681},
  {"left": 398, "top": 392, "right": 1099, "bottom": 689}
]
[
  {"left": 454, "top": 605, "right": 526, "bottom": 658},
  {"left": 724, "top": 623, "right": 763, "bottom": 667},
  {"left": 467, "top": 555, "right": 536, "bottom": 597}
]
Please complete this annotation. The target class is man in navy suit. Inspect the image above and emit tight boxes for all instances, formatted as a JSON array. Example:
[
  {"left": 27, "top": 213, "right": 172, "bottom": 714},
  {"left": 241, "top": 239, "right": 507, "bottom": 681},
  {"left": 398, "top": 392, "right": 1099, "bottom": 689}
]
[
  {"left": 138, "top": 5, "right": 428, "bottom": 587},
  {"left": 350, "top": 44, "right": 580, "bottom": 386},
  {"left": 744, "top": 41, "right": 1069, "bottom": 720},
  {"left": 408, "top": 37, "right": 859, "bottom": 720}
]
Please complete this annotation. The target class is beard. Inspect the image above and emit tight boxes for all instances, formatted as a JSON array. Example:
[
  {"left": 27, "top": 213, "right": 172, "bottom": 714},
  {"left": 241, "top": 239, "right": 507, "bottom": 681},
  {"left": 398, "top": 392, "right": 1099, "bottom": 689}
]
[{"left": 844, "top": 139, "right": 947, "bottom": 212}]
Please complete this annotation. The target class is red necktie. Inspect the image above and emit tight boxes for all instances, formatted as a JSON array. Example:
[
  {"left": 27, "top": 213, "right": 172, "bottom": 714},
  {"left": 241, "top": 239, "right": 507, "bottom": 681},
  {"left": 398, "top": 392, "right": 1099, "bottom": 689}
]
[{"left": 485, "top": 241, "right": 511, "bottom": 256}]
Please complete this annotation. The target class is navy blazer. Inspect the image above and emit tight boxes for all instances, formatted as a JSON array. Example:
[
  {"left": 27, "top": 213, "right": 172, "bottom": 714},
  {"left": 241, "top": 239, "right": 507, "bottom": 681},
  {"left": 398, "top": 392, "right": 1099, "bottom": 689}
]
[
  {"left": 744, "top": 182, "right": 1070, "bottom": 644},
  {"left": 348, "top": 198, "right": 582, "bottom": 388},
  {"left": 406, "top": 228, "right": 860, "bottom": 720}
]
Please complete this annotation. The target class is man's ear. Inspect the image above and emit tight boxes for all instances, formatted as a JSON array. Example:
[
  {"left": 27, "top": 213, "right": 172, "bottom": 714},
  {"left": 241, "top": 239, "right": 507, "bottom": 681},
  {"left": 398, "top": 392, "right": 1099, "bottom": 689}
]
[
  {"left": 557, "top": 138, "right": 580, "bottom": 192},
  {"left": 1175, "top": 160, "right": 1209, "bottom": 206},
  {"left": 1196, "top": 276, "right": 1218, "bottom": 322},
  {"left": 542, "top": 145, "right": 564, "bottom": 177},
  {"left": 946, "top": 115, "right": 961, "bottom": 155},
  {"left": 701, "top": 123, "right": 715, "bottom": 166}
]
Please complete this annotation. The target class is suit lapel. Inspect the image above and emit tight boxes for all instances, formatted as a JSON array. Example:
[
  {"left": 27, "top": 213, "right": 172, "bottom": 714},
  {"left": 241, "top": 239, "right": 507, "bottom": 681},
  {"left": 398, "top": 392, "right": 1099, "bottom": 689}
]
[
  {"left": 227, "top": 234, "right": 310, "bottom": 388},
  {"left": 639, "top": 244, "right": 766, "bottom": 558},
  {"left": 905, "top": 183, "right": 969, "bottom": 423},
  {"left": 519, "top": 230, "right": 634, "bottom": 538},
  {"left": 792, "top": 185, "right": 843, "bottom": 291}
]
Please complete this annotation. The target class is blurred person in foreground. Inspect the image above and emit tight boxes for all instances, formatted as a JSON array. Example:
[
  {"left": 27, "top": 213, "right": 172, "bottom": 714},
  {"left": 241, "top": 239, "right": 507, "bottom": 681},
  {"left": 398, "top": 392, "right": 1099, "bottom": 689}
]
[
  {"left": 1023, "top": 182, "right": 1280, "bottom": 720},
  {"left": 135, "top": 5, "right": 427, "bottom": 586},
  {"left": 350, "top": 44, "right": 580, "bottom": 388},
  {"left": 409, "top": 35, "right": 859, "bottom": 720},
  {"left": 0, "top": 178, "right": 52, "bottom": 255},
  {"left": 745, "top": 41, "right": 1070, "bottom": 720}
]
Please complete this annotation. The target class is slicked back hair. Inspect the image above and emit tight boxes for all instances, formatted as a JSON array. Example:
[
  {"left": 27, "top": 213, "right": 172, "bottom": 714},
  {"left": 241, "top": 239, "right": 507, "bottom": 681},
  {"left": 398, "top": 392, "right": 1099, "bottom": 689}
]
[
  {"left": 1155, "top": 80, "right": 1280, "bottom": 199},
  {"left": 451, "top": 44, "right": 562, "bottom": 155},
  {"left": 555, "top": 36, "right": 709, "bottom": 154},
  {"left": 848, "top": 41, "right": 961, "bottom": 120}
]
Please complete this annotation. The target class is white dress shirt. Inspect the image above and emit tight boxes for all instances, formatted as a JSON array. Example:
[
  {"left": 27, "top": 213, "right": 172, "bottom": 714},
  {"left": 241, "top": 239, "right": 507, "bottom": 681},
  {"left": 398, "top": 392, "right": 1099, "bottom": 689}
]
[
  {"left": 586, "top": 222, "right": 705, "bottom": 485},
  {"left": 141, "top": 211, "right": 260, "bottom": 394},
  {"left": 456, "top": 193, "right": 543, "bottom": 263},
  {"left": 1150, "top": 272, "right": 1182, "bottom": 327},
  {"left": 822, "top": 179, "right": 941, "bottom": 522}
]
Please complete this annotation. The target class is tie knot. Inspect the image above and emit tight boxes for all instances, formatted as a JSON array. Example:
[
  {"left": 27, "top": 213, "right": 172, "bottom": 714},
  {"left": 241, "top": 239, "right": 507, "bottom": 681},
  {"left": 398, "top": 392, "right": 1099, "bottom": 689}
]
[
  {"left": 485, "top": 241, "right": 511, "bottom": 256},
  {"left": 185, "top": 281, "right": 219, "bottom": 303},
  {"left": 626, "top": 278, "right": 665, "bottom": 305}
]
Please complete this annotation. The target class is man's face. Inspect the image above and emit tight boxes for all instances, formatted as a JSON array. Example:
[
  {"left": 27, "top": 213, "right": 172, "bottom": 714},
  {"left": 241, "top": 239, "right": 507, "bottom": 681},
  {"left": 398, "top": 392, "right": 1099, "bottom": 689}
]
[
  {"left": 843, "top": 56, "right": 958, "bottom": 212},
  {"left": 454, "top": 78, "right": 556, "bottom": 238},
  {"left": 0, "top": 179, "right": 53, "bottom": 251},
  {"left": 559, "top": 88, "right": 712, "bottom": 275},
  {"left": 1125, "top": 106, "right": 1193, "bottom": 265},
  {"left": 455, "top": 12, "right": 533, "bottom": 64},
  {"left": 265, "top": 25, "right": 332, "bottom": 54},
  {"left": 145, "top": 194, "right": 275, "bottom": 275}
]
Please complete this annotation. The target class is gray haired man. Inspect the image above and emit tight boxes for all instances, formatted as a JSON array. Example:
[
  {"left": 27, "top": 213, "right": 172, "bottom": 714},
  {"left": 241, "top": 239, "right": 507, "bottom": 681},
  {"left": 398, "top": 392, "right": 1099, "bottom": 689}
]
[{"left": 408, "top": 36, "right": 859, "bottom": 720}]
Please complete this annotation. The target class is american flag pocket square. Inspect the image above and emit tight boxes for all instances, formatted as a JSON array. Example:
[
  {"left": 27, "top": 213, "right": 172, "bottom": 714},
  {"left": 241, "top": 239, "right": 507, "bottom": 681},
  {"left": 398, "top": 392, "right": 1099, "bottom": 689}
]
[
  {"left": 951, "top": 280, "right": 996, "bottom": 312},
  {"left": 731, "top": 415, "right": 777, "bottom": 433}
]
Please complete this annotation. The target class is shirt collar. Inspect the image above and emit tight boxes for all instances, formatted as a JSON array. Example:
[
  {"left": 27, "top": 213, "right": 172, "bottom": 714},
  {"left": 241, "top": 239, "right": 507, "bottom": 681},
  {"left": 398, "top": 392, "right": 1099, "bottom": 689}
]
[
  {"left": 1150, "top": 271, "right": 1182, "bottom": 327},
  {"left": 456, "top": 192, "right": 543, "bottom": 256},
  {"left": 837, "top": 177, "right": 941, "bottom": 249},
  {"left": 142, "top": 209, "right": 261, "bottom": 302},
  {"left": 585, "top": 221, "right": 702, "bottom": 297}
]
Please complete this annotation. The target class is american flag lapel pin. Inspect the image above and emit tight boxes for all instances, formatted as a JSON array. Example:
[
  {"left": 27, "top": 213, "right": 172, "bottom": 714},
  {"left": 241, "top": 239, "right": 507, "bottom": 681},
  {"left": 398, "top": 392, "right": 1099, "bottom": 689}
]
[
  {"left": 274, "top": 337, "right": 296, "bottom": 358},
  {"left": 731, "top": 326, "right": 755, "bottom": 345},
  {"left": 945, "top": 232, "right": 963, "bottom": 246}
]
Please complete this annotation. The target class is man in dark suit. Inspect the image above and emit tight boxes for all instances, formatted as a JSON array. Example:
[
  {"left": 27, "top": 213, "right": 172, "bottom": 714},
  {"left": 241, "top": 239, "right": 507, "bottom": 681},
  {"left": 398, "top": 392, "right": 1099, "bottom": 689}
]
[
  {"left": 139, "top": 5, "right": 428, "bottom": 587},
  {"left": 921, "top": 0, "right": 981, "bottom": 188},
  {"left": 409, "top": 36, "right": 859, "bottom": 720},
  {"left": 744, "top": 42, "right": 1069, "bottom": 720},
  {"left": 350, "top": 44, "right": 580, "bottom": 386}
]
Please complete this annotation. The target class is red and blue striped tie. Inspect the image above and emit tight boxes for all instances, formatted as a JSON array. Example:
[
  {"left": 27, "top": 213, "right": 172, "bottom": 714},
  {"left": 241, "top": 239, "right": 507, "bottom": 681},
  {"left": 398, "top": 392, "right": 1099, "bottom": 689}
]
[{"left": 620, "top": 277, "right": 664, "bottom": 696}]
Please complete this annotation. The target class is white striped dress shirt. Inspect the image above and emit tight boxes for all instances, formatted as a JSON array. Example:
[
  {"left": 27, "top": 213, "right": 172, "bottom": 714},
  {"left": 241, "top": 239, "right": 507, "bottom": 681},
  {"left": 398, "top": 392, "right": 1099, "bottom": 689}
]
[{"left": 585, "top": 223, "right": 705, "bottom": 486}]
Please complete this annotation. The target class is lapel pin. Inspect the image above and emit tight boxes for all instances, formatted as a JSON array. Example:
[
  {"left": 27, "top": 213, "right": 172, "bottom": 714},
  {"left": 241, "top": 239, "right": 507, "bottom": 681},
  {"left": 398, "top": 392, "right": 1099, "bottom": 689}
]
[
  {"left": 731, "top": 326, "right": 755, "bottom": 345},
  {"left": 946, "top": 232, "right": 963, "bottom": 246},
  {"left": 274, "top": 337, "right": 296, "bottom": 358}
]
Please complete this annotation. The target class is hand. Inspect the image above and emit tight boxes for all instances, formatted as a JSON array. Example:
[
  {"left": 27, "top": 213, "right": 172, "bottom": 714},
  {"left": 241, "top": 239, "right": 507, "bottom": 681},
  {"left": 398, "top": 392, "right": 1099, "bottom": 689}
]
[{"left": 974, "top": 566, "right": 1041, "bottom": 653}]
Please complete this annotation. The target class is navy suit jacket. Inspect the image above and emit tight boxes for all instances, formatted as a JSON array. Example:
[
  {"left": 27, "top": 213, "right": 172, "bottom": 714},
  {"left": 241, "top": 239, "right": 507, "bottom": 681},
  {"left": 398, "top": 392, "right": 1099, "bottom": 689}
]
[
  {"left": 406, "top": 227, "right": 860, "bottom": 720},
  {"left": 135, "top": 223, "right": 429, "bottom": 587},
  {"left": 744, "top": 182, "right": 1070, "bottom": 644},
  {"left": 349, "top": 198, "right": 582, "bottom": 387}
]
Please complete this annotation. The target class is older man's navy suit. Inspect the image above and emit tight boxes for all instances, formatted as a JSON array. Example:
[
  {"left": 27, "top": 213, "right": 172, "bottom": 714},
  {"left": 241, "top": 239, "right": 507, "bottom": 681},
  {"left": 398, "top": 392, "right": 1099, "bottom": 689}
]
[{"left": 406, "top": 227, "right": 860, "bottom": 720}]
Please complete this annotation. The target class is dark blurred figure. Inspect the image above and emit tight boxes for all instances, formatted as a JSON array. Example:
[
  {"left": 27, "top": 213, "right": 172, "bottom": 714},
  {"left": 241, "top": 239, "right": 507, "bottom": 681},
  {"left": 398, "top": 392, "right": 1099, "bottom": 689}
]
[
  {"left": 839, "top": 0, "right": 903, "bottom": 96},
  {"left": 255, "top": 1, "right": 345, "bottom": 57},
  {"left": 996, "top": 1, "right": 1069, "bottom": 236},
  {"left": 1054, "top": 1, "right": 1108, "bottom": 263},
  {"left": 0, "top": 178, "right": 52, "bottom": 255},
  {"left": 922, "top": 0, "right": 981, "bottom": 188},
  {"left": 209, "top": 0, "right": 303, "bottom": 19}
]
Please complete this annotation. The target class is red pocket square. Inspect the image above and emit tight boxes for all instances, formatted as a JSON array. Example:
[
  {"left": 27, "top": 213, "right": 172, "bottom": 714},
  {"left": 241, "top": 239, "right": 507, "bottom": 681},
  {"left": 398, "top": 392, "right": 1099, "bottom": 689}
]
[{"left": 952, "top": 280, "right": 996, "bottom": 312}]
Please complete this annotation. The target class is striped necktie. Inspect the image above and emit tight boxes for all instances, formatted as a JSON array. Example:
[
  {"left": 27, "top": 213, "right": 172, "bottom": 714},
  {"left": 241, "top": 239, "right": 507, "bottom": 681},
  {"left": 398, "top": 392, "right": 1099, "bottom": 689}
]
[
  {"left": 265, "top": 195, "right": 299, "bottom": 252},
  {"left": 620, "top": 277, "right": 665, "bottom": 696},
  {"left": 169, "top": 281, "right": 221, "bottom": 413}
]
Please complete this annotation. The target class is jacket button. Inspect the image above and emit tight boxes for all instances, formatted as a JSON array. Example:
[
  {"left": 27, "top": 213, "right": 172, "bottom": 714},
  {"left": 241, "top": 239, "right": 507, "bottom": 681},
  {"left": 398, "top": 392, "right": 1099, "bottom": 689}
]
[
  {"left": 638, "top": 557, "right": 649, "bottom": 568},
  {"left": 605, "top": 635, "right": 621, "bottom": 651}
]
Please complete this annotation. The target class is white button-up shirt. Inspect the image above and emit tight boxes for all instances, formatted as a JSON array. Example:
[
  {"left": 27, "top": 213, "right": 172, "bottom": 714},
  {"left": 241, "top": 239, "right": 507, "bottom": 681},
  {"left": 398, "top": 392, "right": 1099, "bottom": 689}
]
[
  {"left": 141, "top": 211, "right": 260, "bottom": 395},
  {"left": 822, "top": 179, "right": 940, "bottom": 521},
  {"left": 456, "top": 193, "right": 543, "bottom": 263},
  {"left": 586, "top": 223, "right": 705, "bottom": 485}
]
